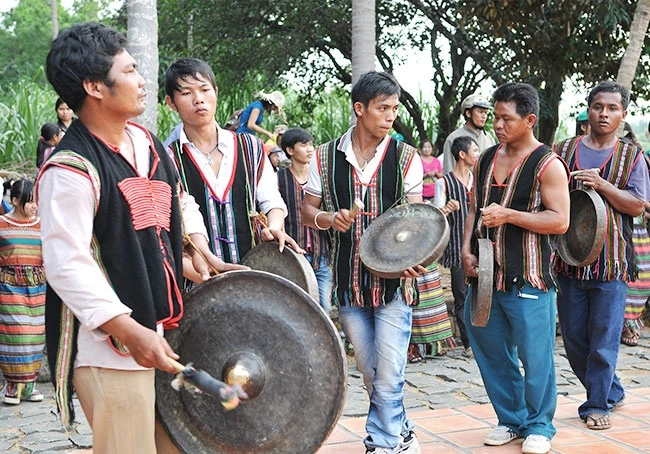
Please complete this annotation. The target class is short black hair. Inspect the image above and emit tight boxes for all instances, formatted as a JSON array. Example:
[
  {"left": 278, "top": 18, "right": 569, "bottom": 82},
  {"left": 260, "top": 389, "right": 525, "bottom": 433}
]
[
  {"left": 492, "top": 83, "right": 539, "bottom": 120},
  {"left": 587, "top": 81, "right": 630, "bottom": 110},
  {"left": 10, "top": 179, "right": 34, "bottom": 210},
  {"left": 281, "top": 127, "right": 314, "bottom": 153},
  {"left": 351, "top": 71, "right": 400, "bottom": 110},
  {"left": 165, "top": 58, "right": 217, "bottom": 101},
  {"left": 46, "top": 22, "right": 126, "bottom": 112},
  {"left": 450, "top": 136, "right": 478, "bottom": 161}
]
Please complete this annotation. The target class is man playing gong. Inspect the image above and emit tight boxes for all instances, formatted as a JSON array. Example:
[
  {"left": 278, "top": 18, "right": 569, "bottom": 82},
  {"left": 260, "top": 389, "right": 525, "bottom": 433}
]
[
  {"left": 554, "top": 81, "right": 650, "bottom": 431},
  {"left": 461, "top": 83, "right": 570, "bottom": 454},
  {"left": 302, "top": 71, "right": 424, "bottom": 454}
]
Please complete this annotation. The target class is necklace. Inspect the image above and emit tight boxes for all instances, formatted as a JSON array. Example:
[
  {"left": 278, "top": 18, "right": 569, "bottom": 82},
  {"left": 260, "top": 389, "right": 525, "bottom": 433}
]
[
  {"left": 201, "top": 143, "right": 220, "bottom": 165},
  {"left": 351, "top": 134, "right": 376, "bottom": 171}
]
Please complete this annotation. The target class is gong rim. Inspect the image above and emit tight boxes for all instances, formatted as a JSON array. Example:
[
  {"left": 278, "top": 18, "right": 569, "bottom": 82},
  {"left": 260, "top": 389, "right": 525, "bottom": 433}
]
[
  {"left": 240, "top": 241, "right": 320, "bottom": 303},
  {"left": 359, "top": 203, "right": 450, "bottom": 279},
  {"left": 156, "top": 270, "right": 346, "bottom": 453},
  {"left": 470, "top": 238, "right": 493, "bottom": 327},
  {"left": 557, "top": 188, "right": 606, "bottom": 267}
]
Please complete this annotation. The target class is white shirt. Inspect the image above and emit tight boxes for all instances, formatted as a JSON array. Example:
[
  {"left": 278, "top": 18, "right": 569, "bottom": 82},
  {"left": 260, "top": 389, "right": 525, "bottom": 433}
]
[
  {"left": 175, "top": 123, "right": 287, "bottom": 217},
  {"left": 305, "top": 127, "right": 423, "bottom": 200},
  {"left": 39, "top": 123, "right": 208, "bottom": 370}
]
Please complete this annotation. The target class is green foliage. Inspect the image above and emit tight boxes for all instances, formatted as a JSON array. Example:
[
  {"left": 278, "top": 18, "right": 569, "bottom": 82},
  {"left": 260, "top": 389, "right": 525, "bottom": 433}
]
[{"left": 0, "top": 77, "right": 58, "bottom": 168}]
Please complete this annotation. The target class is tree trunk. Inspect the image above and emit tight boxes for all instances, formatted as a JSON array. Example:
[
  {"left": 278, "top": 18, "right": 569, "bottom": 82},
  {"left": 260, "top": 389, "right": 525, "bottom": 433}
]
[
  {"left": 351, "top": 0, "right": 376, "bottom": 84},
  {"left": 537, "top": 79, "right": 563, "bottom": 145},
  {"left": 617, "top": 0, "right": 650, "bottom": 90},
  {"left": 50, "top": 0, "right": 58, "bottom": 40},
  {"left": 127, "top": 0, "right": 159, "bottom": 134}
]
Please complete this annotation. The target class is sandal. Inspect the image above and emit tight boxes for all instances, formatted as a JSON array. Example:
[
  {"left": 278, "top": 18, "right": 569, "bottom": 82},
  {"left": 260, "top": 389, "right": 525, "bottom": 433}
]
[
  {"left": 621, "top": 326, "right": 639, "bottom": 346},
  {"left": 585, "top": 413, "right": 611, "bottom": 430},
  {"left": 408, "top": 345, "right": 423, "bottom": 363}
]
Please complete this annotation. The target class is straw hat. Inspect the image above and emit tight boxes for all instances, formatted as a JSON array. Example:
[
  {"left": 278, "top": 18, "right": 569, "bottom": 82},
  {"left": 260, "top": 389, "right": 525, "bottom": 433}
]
[{"left": 258, "top": 90, "right": 286, "bottom": 113}]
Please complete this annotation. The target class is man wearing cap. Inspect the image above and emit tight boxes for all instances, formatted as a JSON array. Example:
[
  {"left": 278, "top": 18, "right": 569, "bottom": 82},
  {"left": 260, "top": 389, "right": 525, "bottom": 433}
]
[
  {"left": 575, "top": 110, "right": 590, "bottom": 136},
  {"left": 442, "top": 94, "right": 497, "bottom": 173}
]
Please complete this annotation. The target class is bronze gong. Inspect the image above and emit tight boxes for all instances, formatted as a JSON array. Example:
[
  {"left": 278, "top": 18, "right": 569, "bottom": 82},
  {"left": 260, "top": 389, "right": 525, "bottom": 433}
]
[
  {"left": 241, "top": 241, "right": 320, "bottom": 303},
  {"left": 470, "top": 238, "right": 494, "bottom": 327},
  {"left": 556, "top": 188, "right": 606, "bottom": 267},
  {"left": 155, "top": 270, "right": 347, "bottom": 453},
  {"left": 359, "top": 203, "right": 450, "bottom": 279}
]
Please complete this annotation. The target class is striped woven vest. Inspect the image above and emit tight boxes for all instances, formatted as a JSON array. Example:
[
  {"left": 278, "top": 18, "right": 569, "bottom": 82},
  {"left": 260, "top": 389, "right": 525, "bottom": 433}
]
[
  {"left": 169, "top": 131, "right": 264, "bottom": 265},
  {"left": 317, "top": 136, "right": 416, "bottom": 307},
  {"left": 554, "top": 136, "right": 642, "bottom": 281},
  {"left": 472, "top": 144, "right": 558, "bottom": 291},
  {"left": 441, "top": 172, "right": 470, "bottom": 269}
]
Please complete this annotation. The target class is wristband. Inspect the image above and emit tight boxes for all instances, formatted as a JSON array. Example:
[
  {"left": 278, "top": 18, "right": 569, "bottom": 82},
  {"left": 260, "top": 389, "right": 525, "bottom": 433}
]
[{"left": 314, "top": 211, "right": 328, "bottom": 230}]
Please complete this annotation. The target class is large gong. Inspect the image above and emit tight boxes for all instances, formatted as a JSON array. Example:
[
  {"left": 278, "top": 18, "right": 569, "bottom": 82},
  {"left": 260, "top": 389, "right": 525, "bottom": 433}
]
[
  {"left": 359, "top": 203, "right": 449, "bottom": 279},
  {"left": 556, "top": 188, "right": 606, "bottom": 267},
  {"left": 241, "top": 242, "right": 320, "bottom": 303},
  {"left": 156, "top": 270, "right": 346, "bottom": 453}
]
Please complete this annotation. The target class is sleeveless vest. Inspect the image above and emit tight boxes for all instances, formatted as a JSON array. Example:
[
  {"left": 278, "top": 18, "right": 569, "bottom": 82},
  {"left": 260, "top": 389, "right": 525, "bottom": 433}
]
[
  {"left": 317, "top": 136, "right": 417, "bottom": 307},
  {"left": 554, "top": 136, "right": 642, "bottom": 281},
  {"left": 169, "top": 131, "right": 264, "bottom": 264},
  {"left": 38, "top": 119, "right": 184, "bottom": 428},
  {"left": 472, "top": 144, "right": 558, "bottom": 291},
  {"left": 441, "top": 172, "right": 470, "bottom": 269}
]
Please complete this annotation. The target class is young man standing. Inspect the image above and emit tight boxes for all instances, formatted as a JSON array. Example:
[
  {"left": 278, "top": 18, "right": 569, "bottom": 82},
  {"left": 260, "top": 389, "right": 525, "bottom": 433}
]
[
  {"left": 554, "top": 81, "right": 650, "bottom": 431},
  {"left": 442, "top": 94, "right": 497, "bottom": 173},
  {"left": 462, "top": 83, "right": 570, "bottom": 454},
  {"left": 39, "top": 22, "right": 231, "bottom": 452},
  {"left": 164, "top": 58, "right": 300, "bottom": 271},
  {"left": 302, "top": 71, "right": 424, "bottom": 454},
  {"left": 278, "top": 127, "right": 332, "bottom": 315},
  {"left": 433, "top": 135, "right": 480, "bottom": 357}
]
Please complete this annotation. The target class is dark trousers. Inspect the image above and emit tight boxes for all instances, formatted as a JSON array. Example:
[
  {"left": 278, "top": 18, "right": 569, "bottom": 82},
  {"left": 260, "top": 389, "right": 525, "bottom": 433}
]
[{"left": 450, "top": 264, "right": 470, "bottom": 348}]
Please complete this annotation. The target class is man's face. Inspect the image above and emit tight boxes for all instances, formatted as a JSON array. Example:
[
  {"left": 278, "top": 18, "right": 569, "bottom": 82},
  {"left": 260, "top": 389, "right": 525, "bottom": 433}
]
[
  {"left": 104, "top": 50, "right": 146, "bottom": 119},
  {"left": 468, "top": 106, "right": 489, "bottom": 128},
  {"left": 461, "top": 142, "right": 480, "bottom": 166},
  {"left": 165, "top": 74, "right": 218, "bottom": 128},
  {"left": 588, "top": 91, "right": 626, "bottom": 137},
  {"left": 492, "top": 101, "right": 534, "bottom": 144},
  {"left": 354, "top": 94, "right": 400, "bottom": 140},
  {"left": 287, "top": 141, "right": 314, "bottom": 165}
]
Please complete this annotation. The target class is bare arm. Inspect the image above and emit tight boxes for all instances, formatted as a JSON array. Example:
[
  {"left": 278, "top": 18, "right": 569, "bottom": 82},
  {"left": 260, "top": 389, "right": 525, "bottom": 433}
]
[
  {"left": 575, "top": 168, "right": 644, "bottom": 217},
  {"left": 246, "top": 107, "right": 274, "bottom": 140},
  {"left": 480, "top": 158, "right": 570, "bottom": 235}
]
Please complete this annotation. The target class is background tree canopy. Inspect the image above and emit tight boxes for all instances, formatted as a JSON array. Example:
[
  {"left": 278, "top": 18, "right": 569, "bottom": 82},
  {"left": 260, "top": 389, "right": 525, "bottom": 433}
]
[{"left": 0, "top": 0, "right": 648, "bottom": 163}]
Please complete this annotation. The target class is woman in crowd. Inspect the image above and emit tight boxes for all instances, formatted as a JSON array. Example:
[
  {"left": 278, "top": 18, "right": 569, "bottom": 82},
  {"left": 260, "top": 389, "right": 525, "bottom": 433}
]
[
  {"left": 35, "top": 123, "right": 61, "bottom": 169},
  {"left": 0, "top": 179, "right": 46, "bottom": 405},
  {"left": 55, "top": 98, "right": 73, "bottom": 135},
  {"left": 420, "top": 139, "right": 443, "bottom": 201},
  {"left": 236, "top": 90, "right": 285, "bottom": 141}
]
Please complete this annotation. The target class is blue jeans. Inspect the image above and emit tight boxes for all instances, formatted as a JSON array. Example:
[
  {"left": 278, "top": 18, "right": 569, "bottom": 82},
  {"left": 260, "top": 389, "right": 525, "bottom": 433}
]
[
  {"left": 338, "top": 291, "right": 414, "bottom": 450},
  {"left": 556, "top": 275, "right": 626, "bottom": 419},
  {"left": 465, "top": 282, "right": 557, "bottom": 439},
  {"left": 305, "top": 254, "right": 333, "bottom": 315}
]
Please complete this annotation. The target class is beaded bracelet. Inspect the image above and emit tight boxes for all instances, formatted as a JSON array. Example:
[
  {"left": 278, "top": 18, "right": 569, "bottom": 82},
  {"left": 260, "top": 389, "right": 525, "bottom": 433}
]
[{"left": 314, "top": 211, "right": 329, "bottom": 230}]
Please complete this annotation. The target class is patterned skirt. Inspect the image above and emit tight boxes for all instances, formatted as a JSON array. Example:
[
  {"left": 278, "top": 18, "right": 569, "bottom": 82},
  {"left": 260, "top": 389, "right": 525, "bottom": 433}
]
[
  {"left": 410, "top": 263, "right": 456, "bottom": 354},
  {"left": 625, "top": 222, "right": 650, "bottom": 331},
  {"left": 0, "top": 266, "right": 46, "bottom": 383}
]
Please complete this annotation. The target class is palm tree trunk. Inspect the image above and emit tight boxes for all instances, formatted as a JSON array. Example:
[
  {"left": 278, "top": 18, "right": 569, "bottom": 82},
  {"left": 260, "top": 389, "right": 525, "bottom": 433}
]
[
  {"left": 351, "top": 0, "right": 376, "bottom": 125},
  {"left": 50, "top": 0, "right": 58, "bottom": 41},
  {"left": 127, "top": 0, "right": 159, "bottom": 133},
  {"left": 617, "top": 0, "right": 650, "bottom": 90}
]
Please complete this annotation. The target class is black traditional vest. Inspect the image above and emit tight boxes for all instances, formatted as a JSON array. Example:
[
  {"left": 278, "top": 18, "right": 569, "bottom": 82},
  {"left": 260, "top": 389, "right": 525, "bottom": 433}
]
[
  {"left": 169, "top": 131, "right": 264, "bottom": 264},
  {"left": 39, "top": 119, "right": 184, "bottom": 427},
  {"left": 317, "top": 136, "right": 417, "bottom": 307},
  {"left": 554, "top": 136, "right": 642, "bottom": 281},
  {"left": 472, "top": 144, "right": 558, "bottom": 291},
  {"left": 441, "top": 172, "right": 470, "bottom": 269}
]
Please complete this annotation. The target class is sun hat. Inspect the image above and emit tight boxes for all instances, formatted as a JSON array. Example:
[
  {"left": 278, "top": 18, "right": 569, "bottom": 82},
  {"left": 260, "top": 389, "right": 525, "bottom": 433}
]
[
  {"left": 461, "top": 94, "right": 492, "bottom": 111},
  {"left": 258, "top": 90, "right": 286, "bottom": 111}
]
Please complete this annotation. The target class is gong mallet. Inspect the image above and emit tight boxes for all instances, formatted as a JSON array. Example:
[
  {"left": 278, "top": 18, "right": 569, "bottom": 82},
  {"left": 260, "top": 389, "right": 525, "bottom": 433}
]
[
  {"left": 168, "top": 358, "right": 247, "bottom": 411},
  {"left": 349, "top": 198, "right": 364, "bottom": 219}
]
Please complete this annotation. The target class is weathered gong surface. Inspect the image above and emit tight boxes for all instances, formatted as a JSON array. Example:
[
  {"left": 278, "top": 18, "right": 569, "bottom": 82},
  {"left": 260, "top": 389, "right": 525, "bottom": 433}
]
[
  {"left": 156, "top": 270, "right": 346, "bottom": 453},
  {"left": 557, "top": 188, "right": 606, "bottom": 267},
  {"left": 470, "top": 238, "right": 494, "bottom": 327},
  {"left": 241, "top": 242, "right": 320, "bottom": 303},
  {"left": 359, "top": 203, "right": 450, "bottom": 279}
]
